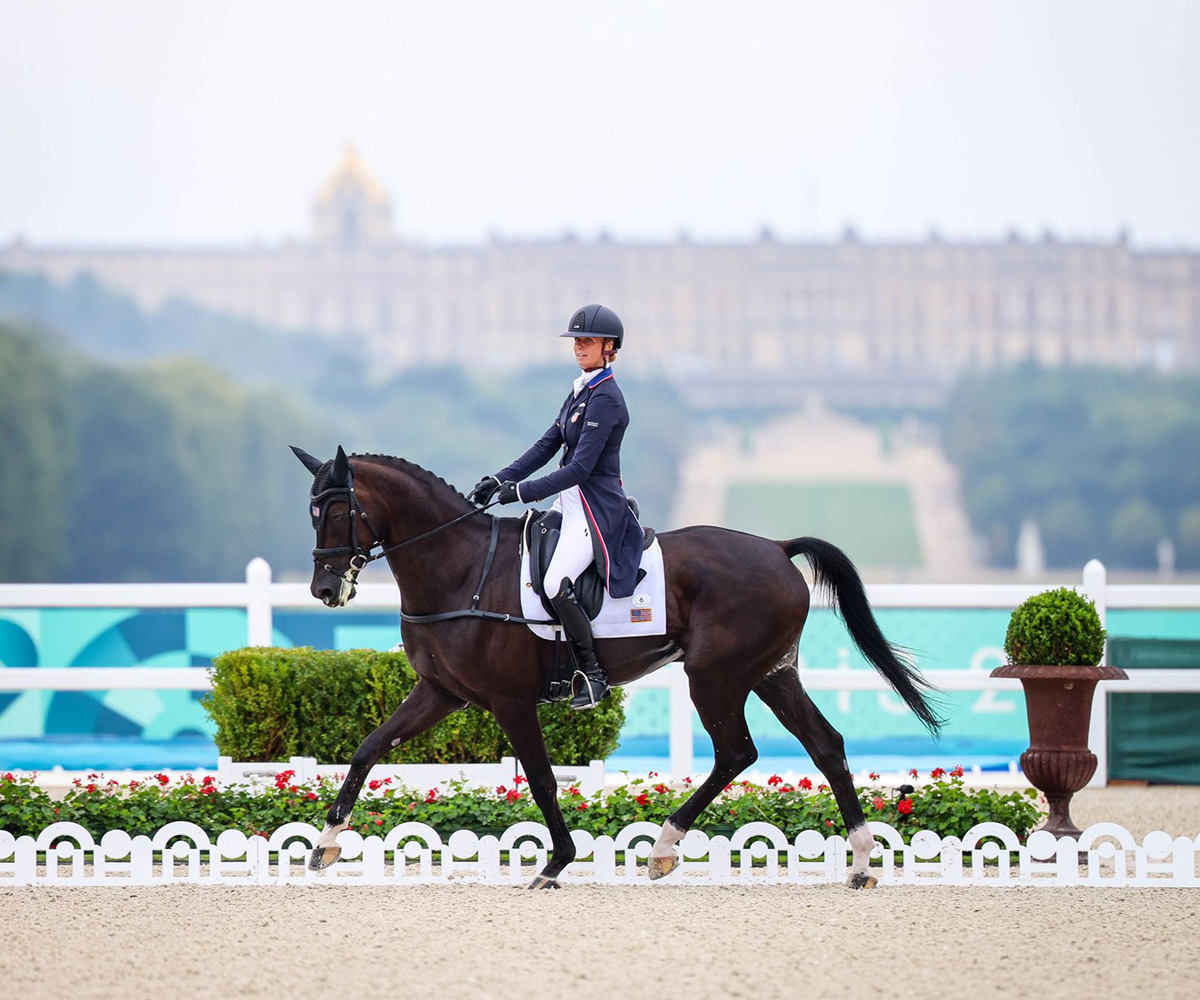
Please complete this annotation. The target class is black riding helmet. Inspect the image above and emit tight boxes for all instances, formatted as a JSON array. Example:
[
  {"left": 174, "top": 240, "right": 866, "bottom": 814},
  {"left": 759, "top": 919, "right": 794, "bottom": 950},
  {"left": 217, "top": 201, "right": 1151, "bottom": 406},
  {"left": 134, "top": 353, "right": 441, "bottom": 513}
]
[{"left": 560, "top": 304, "right": 624, "bottom": 350}]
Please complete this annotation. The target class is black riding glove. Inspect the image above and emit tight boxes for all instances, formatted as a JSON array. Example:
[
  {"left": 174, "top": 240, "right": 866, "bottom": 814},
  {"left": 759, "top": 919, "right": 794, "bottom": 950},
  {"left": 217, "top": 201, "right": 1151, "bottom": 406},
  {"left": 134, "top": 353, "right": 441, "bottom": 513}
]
[
  {"left": 468, "top": 476, "right": 500, "bottom": 506},
  {"left": 496, "top": 481, "right": 521, "bottom": 505}
]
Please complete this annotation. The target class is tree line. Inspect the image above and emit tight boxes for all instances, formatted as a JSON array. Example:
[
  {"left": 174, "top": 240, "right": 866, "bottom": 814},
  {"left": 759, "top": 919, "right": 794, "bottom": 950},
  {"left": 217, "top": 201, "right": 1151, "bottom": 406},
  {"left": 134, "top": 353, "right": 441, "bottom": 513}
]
[
  {"left": 4, "top": 268, "right": 1197, "bottom": 580},
  {"left": 0, "top": 273, "right": 687, "bottom": 582},
  {"left": 943, "top": 364, "right": 1200, "bottom": 570}
]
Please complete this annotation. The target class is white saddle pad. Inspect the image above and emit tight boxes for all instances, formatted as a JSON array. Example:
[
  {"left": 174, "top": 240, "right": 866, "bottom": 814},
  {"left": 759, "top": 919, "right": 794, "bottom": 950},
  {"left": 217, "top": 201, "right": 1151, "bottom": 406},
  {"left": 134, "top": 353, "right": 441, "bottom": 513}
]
[{"left": 520, "top": 538, "right": 667, "bottom": 640}]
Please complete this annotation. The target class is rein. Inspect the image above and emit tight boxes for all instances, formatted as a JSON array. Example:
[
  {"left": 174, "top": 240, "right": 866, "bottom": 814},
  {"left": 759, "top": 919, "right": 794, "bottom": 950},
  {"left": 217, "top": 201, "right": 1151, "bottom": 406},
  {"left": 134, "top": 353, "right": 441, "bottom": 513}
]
[
  {"left": 310, "top": 475, "right": 497, "bottom": 572},
  {"left": 310, "top": 470, "right": 552, "bottom": 627}
]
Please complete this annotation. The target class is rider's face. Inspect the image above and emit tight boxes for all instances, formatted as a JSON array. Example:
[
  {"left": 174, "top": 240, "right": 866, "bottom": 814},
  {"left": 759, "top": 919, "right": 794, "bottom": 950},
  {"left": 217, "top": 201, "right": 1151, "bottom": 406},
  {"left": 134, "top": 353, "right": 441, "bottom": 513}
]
[{"left": 573, "top": 336, "right": 610, "bottom": 371}]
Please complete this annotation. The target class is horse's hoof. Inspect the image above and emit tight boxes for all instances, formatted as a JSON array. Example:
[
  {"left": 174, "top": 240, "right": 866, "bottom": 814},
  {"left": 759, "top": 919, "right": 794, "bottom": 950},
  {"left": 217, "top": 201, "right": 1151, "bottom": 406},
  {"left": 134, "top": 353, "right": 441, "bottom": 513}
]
[
  {"left": 648, "top": 855, "right": 679, "bottom": 881},
  {"left": 847, "top": 871, "right": 878, "bottom": 890},
  {"left": 527, "top": 875, "right": 560, "bottom": 890},
  {"left": 309, "top": 845, "right": 342, "bottom": 871}
]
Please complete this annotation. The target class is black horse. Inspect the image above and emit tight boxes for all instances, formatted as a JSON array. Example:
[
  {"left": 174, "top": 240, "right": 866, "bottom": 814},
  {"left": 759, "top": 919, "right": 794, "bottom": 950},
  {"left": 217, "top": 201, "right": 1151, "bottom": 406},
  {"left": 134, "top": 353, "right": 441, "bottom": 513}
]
[{"left": 293, "top": 446, "right": 941, "bottom": 888}]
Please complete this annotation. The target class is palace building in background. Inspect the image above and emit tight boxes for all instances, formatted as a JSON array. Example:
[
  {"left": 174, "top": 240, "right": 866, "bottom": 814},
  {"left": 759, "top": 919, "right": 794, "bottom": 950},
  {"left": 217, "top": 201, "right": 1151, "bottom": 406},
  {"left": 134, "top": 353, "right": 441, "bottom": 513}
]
[{"left": 4, "top": 145, "right": 1199, "bottom": 407}]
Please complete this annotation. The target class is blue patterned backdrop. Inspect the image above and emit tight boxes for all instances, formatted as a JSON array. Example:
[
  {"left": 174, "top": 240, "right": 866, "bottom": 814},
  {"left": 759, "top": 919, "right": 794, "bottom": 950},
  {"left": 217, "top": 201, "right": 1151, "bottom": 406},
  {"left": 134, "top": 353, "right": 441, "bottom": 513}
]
[{"left": 1, "top": 605, "right": 1196, "bottom": 769}]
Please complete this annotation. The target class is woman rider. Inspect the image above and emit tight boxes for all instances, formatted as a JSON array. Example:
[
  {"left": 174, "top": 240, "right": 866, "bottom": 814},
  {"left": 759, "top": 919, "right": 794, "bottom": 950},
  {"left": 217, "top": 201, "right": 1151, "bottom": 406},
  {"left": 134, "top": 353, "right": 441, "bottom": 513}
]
[{"left": 468, "top": 304, "right": 644, "bottom": 710}]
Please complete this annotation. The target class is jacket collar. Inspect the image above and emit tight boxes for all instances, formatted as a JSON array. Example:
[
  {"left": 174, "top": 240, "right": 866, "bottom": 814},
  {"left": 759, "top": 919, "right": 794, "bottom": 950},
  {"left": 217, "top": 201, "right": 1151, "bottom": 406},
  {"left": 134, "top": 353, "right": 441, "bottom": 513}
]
[{"left": 584, "top": 367, "right": 613, "bottom": 389}]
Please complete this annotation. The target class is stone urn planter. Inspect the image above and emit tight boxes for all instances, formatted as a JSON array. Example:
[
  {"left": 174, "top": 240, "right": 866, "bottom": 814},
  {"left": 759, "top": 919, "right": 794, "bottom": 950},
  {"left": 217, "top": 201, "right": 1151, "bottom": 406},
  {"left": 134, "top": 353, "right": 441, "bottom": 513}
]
[
  {"left": 990, "top": 662, "right": 1127, "bottom": 838},
  {"left": 991, "top": 586, "right": 1127, "bottom": 839}
]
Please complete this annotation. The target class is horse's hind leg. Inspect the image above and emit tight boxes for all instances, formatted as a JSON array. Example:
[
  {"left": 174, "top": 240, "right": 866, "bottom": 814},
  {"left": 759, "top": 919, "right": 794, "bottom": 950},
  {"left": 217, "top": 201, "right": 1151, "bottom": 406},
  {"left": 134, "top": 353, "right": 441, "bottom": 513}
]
[
  {"left": 310, "top": 679, "right": 465, "bottom": 871},
  {"left": 648, "top": 676, "right": 759, "bottom": 881},
  {"left": 754, "top": 665, "right": 878, "bottom": 889}
]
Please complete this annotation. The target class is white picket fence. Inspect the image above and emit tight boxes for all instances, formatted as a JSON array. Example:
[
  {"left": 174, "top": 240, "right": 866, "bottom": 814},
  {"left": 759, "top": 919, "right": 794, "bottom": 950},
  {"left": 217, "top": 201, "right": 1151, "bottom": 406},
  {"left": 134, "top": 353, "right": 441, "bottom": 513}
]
[{"left": 2, "top": 820, "right": 1197, "bottom": 887}]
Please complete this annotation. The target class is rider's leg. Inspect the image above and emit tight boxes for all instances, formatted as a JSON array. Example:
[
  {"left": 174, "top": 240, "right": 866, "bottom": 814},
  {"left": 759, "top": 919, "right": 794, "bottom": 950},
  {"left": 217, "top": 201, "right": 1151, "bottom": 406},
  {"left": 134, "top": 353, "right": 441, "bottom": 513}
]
[
  {"left": 543, "top": 487, "right": 608, "bottom": 710},
  {"left": 549, "top": 577, "right": 609, "bottom": 709}
]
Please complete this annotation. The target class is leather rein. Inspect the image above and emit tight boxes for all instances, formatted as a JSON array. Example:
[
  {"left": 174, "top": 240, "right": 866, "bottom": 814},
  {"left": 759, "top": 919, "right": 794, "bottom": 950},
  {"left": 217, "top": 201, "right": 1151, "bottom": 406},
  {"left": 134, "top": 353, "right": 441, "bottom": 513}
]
[{"left": 309, "top": 471, "right": 552, "bottom": 627}]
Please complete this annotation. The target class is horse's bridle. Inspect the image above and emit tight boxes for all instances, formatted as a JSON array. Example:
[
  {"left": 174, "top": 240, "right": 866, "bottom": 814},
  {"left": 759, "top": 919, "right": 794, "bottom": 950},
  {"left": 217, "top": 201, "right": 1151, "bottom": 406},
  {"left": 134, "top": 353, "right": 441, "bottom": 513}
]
[
  {"left": 308, "top": 465, "right": 551, "bottom": 625},
  {"left": 309, "top": 466, "right": 497, "bottom": 579}
]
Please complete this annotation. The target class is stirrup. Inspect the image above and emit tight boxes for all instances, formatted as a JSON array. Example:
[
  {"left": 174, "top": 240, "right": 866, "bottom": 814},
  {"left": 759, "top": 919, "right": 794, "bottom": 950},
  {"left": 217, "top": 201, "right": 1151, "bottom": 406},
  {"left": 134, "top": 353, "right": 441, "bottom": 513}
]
[{"left": 570, "top": 670, "right": 610, "bottom": 711}]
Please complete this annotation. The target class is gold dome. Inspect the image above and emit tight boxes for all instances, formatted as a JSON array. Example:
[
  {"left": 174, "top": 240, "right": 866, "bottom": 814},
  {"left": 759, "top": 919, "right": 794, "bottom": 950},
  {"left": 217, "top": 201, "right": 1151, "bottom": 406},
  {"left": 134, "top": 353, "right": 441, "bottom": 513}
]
[{"left": 315, "top": 142, "right": 389, "bottom": 205}]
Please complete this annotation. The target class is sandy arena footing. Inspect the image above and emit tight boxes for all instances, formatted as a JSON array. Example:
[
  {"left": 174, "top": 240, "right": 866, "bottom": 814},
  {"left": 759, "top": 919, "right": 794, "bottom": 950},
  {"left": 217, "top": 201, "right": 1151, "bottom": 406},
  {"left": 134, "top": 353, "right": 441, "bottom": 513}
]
[{"left": 2, "top": 786, "right": 1198, "bottom": 1000}]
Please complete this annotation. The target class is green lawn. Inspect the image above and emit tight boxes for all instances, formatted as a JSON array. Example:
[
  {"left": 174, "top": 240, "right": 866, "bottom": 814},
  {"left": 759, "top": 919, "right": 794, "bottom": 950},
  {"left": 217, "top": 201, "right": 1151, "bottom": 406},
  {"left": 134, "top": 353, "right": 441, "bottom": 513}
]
[{"left": 723, "top": 481, "right": 923, "bottom": 569}]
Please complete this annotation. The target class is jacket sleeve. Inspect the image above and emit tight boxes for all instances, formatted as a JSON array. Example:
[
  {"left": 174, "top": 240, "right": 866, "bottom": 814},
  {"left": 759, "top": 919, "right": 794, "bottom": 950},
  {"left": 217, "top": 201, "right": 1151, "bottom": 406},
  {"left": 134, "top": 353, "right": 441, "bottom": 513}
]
[
  {"left": 517, "top": 389, "right": 621, "bottom": 503},
  {"left": 494, "top": 421, "right": 562, "bottom": 485}
]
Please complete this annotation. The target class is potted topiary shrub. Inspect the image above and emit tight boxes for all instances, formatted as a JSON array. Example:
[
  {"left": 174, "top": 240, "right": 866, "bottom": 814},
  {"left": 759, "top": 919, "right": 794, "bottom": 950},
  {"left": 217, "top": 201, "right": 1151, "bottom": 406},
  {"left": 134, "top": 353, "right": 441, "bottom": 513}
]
[{"left": 990, "top": 587, "right": 1127, "bottom": 839}]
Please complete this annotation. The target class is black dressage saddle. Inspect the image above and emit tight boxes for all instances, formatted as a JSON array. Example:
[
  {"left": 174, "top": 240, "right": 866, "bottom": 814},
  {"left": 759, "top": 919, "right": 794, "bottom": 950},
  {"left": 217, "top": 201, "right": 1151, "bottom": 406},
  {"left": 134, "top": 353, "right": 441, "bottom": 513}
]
[{"left": 523, "top": 501, "right": 655, "bottom": 621}]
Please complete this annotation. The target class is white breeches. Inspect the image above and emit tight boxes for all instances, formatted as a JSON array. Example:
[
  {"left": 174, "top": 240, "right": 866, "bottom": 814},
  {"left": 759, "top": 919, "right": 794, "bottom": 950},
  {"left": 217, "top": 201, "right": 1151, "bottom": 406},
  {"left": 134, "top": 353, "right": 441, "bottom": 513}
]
[{"left": 544, "top": 486, "right": 596, "bottom": 595}]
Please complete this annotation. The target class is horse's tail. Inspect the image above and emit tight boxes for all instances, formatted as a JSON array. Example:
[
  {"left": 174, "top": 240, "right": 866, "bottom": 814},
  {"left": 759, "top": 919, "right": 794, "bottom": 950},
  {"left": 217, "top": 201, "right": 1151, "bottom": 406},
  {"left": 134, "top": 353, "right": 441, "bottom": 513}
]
[{"left": 780, "top": 536, "right": 944, "bottom": 736}]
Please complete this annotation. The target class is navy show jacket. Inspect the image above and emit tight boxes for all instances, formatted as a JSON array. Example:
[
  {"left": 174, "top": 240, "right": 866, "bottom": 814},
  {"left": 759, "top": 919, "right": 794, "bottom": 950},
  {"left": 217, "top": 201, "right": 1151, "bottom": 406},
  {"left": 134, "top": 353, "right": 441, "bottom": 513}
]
[{"left": 495, "top": 367, "right": 644, "bottom": 598}]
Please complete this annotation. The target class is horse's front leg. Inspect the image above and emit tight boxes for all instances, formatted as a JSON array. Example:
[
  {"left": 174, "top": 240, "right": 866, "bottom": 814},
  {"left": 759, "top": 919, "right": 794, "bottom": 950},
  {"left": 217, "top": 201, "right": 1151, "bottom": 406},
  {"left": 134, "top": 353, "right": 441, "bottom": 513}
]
[
  {"left": 310, "top": 678, "right": 465, "bottom": 870},
  {"left": 490, "top": 696, "right": 575, "bottom": 889}
]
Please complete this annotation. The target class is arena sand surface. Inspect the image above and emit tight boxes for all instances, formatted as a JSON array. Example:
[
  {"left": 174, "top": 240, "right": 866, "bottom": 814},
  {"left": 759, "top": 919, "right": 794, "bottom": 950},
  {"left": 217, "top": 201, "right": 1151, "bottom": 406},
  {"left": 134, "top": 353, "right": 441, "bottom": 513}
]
[{"left": 2, "top": 786, "right": 1198, "bottom": 1000}]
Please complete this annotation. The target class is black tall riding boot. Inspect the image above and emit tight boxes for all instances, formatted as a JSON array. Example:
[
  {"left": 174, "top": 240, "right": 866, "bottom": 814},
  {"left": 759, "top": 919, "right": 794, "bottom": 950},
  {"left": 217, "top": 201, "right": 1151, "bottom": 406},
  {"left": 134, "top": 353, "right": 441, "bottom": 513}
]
[{"left": 550, "top": 578, "right": 610, "bottom": 710}]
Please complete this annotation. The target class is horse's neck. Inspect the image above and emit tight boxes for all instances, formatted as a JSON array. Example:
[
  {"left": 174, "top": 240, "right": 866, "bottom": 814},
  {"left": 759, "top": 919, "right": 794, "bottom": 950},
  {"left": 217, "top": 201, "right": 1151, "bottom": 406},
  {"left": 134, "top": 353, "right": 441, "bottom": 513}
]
[{"left": 361, "top": 462, "right": 484, "bottom": 609}]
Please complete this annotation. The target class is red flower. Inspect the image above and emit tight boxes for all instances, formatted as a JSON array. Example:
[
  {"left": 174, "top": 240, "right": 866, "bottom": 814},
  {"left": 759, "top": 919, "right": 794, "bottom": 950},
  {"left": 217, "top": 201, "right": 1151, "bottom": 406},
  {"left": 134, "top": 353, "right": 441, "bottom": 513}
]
[
  {"left": 781, "top": 784, "right": 795, "bottom": 793},
  {"left": 128, "top": 780, "right": 140, "bottom": 790},
  {"left": 897, "top": 798, "right": 913, "bottom": 815},
  {"left": 908, "top": 768, "right": 919, "bottom": 778},
  {"left": 496, "top": 785, "right": 507, "bottom": 795},
  {"left": 648, "top": 771, "right": 658, "bottom": 778},
  {"left": 950, "top": 765, "right": 965, "bottom": 778},
  {"left": 797, "top": 777, "right": 812, "bottom": 791},
  {"left": 513, "top": 775, "right": 526, "bottom": 786},
  {"left": 930, "top": 767, "right": 946, "bottom": 780},
  {"left": 723, "top": 783, "right": 733, "bottom": 792},
  {"left": 825, "top": 819, "right": 834, "bottom": 827},
  {"left": 576, "top": 801, "right": 589, "bottom": 811},
  {"left": 818, "top": 783, "right": 828, "bottom": 792},
  {"left": 305, "top": 791, "right": 318, "bottom": 801},
  {"left": 201, "top": 775, "right": 215, "bottom": 787},
  {"left": 85, "top": 783, "right": 97, "bottom": 793},
  {"left": 0, "top": 772, "right": 13, "bottom": 783},
  {"left": 369, "top": 779, "right": 384, "bottom": 791},
  {"left": 568, "top": 786, "right": 582, "bottom": 797},
  {"left": 635, "top": 792, "right": 649, "bottom": 806},
  {"left": 155, "top": 773, "right": 170, "bottom": 786},
  {"left": 767, "top": 774, "right": 782, "bottom": 786},
  {"left": 200, "top": 785, "right": 216, "bottom": 796},
  {"left": 654, "top": 783, "right": 668, "bottom": 794},
  {"left": 868, "top": 771, "right": 880, "bottom": 781},
  {"left": 425, "top": 788, "right": 438, "bottom": 803},
  {"left": 683, "top": 777, "right": 692, "bottom": 786},
  {"left": 375, "top": 818, "right": 384, "bottom": 826},
  {"left": 872, "top": 797, "right": 885, "bottom": 810},
  {"left": 506, "top": 789, "right": 521, "bottom": 802}
]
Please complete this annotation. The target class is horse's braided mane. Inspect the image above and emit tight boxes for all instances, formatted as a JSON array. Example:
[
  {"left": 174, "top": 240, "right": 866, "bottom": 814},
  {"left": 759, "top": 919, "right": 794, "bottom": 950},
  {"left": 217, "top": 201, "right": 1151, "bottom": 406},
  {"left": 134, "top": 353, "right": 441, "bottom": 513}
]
[{"left": 349, "top": 453, "right": 470, "bottom": 504}]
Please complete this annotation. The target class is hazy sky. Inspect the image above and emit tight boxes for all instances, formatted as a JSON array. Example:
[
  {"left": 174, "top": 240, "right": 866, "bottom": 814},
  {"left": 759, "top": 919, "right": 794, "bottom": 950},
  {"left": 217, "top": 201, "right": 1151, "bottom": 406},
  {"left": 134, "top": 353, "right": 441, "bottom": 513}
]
[{"left": 2, "top": 0, "right": 1197, "bottom": 248}]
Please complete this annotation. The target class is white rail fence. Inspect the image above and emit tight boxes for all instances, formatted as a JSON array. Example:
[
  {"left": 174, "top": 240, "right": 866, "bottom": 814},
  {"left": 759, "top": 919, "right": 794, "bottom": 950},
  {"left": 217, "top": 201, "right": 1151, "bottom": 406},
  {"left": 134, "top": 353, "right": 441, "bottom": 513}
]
[
  {"left": 2, "top": 820, "right": 1197, "bottom": 887},
  {"left": 3, "top": 558, "right": 1200, "bottom": 785}
]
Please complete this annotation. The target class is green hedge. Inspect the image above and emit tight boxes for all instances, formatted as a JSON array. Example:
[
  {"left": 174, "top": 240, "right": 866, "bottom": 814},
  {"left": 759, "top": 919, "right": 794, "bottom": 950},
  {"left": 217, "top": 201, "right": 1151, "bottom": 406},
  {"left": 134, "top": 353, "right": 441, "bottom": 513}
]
[{"left": 201, "top": 647, "right": 625, "bottom": 766}]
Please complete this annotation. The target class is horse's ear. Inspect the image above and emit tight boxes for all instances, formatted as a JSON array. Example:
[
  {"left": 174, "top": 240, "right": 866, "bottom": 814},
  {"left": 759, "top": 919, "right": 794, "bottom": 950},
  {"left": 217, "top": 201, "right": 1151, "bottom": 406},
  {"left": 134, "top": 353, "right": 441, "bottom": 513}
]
[
  {"left": 331, "top": 445, "right": 350, "bottom": 485},
  {"left": 289, "top": 445, "right": 324, "bottom": 476}
]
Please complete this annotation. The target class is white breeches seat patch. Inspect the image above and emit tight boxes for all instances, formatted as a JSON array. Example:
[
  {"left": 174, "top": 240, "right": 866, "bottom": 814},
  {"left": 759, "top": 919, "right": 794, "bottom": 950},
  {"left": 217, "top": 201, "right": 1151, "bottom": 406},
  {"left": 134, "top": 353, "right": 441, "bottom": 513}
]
[{"left": 520, "top": 537, "right": 667, "bottom": 640}]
